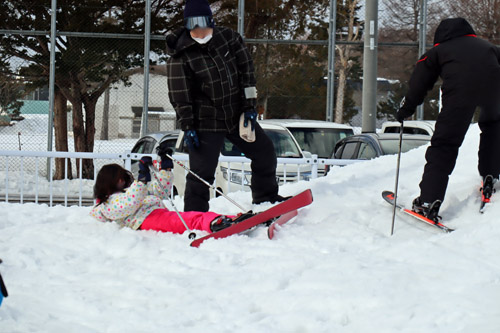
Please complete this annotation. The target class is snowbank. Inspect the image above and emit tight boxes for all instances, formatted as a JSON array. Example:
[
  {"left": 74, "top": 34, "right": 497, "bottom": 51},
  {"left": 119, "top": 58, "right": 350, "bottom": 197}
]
[{"left": 0, "top": 125, "right": 499, "bottom": 332}]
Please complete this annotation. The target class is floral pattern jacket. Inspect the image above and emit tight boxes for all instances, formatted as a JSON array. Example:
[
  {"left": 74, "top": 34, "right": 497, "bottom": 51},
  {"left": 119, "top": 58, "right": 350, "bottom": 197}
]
[{"left": 89, "top": 170, "right": 174, "bottom": 230}]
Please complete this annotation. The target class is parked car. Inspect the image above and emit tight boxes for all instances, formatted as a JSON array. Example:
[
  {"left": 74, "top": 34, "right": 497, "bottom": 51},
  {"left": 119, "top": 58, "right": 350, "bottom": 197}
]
[
  {"left": 172, "top": 122, "right": 313, "bottom": 196},
  {"left": 381, "top": 120, "right": 436, "bottom": 136},
  {"left": 259, "top": 119, "right": 354, "bottom": 175},
  {"left": 333, "top": 133, "right": 431, "bottom": 162}
]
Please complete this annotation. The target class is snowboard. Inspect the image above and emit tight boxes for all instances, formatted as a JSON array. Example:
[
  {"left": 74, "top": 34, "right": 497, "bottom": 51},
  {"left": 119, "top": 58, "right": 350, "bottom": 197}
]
[
  {"left": 267, "top": 209, "right": 298, "bottom": 240},
  {"left": 190, "top": 189, "right": 313, "bottom": 247},
  {"left": 382, "top": 191, "right": 454, "bottom": 233}
]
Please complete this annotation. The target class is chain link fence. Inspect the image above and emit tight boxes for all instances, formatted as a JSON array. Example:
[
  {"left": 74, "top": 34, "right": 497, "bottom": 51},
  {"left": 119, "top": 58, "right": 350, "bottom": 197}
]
[{"left": 1, "top": 0, "right": 494, "bottom": 178}]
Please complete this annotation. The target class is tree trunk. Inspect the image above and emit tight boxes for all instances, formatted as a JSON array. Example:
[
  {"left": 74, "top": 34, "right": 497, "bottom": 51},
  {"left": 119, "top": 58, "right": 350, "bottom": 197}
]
[
  {"left": 54, "top": 89, "right": 72, "bottom": 180},
  {"left": 71, "top": 96, "right": 96, "bottom": 179},
  {"left": 81, "top": 96, "right": 97, "bottom": 179},
  {"left": 100, "top": 87, "right": 110, "bottom": 140},
  {"left": 335, "top": 67, "right": 347, "bottom": 124},
  {"left": 72, "top": 99, "right": 86, "bottom": 178}
]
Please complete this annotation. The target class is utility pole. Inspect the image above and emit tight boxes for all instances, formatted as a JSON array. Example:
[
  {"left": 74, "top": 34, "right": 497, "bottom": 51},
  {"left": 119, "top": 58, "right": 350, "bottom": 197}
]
[{"left": 361, "top": 0, "right": 378, "bottom": 133}]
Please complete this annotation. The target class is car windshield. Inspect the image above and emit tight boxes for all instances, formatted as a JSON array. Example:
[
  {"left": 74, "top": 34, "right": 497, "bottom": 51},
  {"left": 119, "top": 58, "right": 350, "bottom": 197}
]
[
  {"left": 379, "top": 138, "right": 429, "bottom": 155},
  {"left": 289, "top": 127, "right": 353, "bottom": 158},
  {"left": 221, "top": 129, "right": 302, "bottom": 158}
]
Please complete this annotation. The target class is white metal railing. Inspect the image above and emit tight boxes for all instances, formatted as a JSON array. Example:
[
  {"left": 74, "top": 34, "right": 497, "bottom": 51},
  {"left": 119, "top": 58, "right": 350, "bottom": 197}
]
[{"left": 0, "top": 150, "right": 361, "bottom": 207}]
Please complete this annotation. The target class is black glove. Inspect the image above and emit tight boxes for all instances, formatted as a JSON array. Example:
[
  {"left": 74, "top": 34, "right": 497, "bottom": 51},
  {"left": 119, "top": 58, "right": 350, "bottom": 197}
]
[
  {"left": 243, "top": 109, "right": 257, "bottom": 131},
  {"left": 138, "top": 156, "right": 153, "bottom": 183},
  {"left": 184, "top": 130, "right": 200, "bottom": 150},
  {"left": 156, "top": 142, "right": 174, "bottom": 170},
  {"left": 395, "top": 109, "right": 407, "bottom": 123},
  {"left": 395, "top": 97, "right": 414, "bottom": 123}
]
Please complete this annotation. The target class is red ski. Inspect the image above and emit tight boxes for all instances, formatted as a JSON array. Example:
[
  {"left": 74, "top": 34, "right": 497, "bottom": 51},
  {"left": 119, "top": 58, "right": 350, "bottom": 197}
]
[
  {"left": 382, "top": 191, "right": 454, "bottom": 233},
  {"left": 191, "top": 189, "right": 313, "bottom": 247},
  {"left": 267, "top": 209, "right": 298, "bottom": 239}
]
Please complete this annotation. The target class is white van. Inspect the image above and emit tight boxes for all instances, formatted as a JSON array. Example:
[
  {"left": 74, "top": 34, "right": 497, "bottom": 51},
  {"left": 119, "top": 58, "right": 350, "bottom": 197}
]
[
  {"left": 172, "top": 122, "right": 312, "bottom": 196},
  {"left": 381, "top": 120, "right": 435, "bottom": 136},
  {"left": 259, "top": 119, "right": 354, "bottom": 175},
  {"left": 260, "top": 119, "right": 354, "bottom": 157}
]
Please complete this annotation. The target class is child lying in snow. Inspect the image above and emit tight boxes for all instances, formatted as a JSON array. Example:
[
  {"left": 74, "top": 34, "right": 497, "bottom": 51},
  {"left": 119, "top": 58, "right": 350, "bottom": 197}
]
[{"left": 89, "top": 146, "right": 242, "bottom": 234}]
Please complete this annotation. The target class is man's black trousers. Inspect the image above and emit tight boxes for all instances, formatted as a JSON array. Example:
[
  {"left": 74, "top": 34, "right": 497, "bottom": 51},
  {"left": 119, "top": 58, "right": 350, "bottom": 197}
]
[
  {"left": 184, "top": 123, "right": 278, "bottom": 212},
  {"left": 419, "top": 104, "right": 500, "bottom": 203}
]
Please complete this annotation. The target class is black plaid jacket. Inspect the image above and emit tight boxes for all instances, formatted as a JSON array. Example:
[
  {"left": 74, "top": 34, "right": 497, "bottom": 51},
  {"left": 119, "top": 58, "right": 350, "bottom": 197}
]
[{"left": 166, "top": 26, "right": 257, "bottom": 132}]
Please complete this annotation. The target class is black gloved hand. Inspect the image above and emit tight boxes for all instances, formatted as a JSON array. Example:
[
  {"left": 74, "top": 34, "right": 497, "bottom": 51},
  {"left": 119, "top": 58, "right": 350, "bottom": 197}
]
[
  {"left": 395, "top": 109, "right": 407, "bottom": 123},
  {"left": 184, "top": 130, "right": 200, "bottom": 150},
  {"left": 396, "top": 97, "right": 414, "bottom": 123},
  {"left": 243, "top": 109, "right": 257, "bottom": 131},
  {"left": 138, "top": 156, "right": 153, "bottom": 183},
  {"left": 156, "top": 142, "right": 174, "bottom": 170}
]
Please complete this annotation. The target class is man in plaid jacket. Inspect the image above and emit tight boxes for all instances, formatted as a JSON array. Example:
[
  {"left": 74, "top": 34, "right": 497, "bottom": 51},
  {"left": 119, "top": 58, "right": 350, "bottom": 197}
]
[{"left": 166, "top": 0, "right": 287, "bottom": 212}]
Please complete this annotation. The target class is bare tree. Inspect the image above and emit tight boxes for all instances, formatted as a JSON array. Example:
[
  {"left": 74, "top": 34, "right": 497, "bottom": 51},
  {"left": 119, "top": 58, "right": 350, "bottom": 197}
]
[
  {"left": 334, "top": 0, "right": 361, "bottom": 124},
  {"left": 446, "top": 0, "right": 500, "bottom": 44}
]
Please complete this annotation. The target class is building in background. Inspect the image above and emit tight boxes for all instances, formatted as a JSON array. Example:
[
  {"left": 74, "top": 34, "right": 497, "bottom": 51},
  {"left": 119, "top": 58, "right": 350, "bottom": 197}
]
[{"left": 94, "top": 71, "right": 177, "bottom": 139}]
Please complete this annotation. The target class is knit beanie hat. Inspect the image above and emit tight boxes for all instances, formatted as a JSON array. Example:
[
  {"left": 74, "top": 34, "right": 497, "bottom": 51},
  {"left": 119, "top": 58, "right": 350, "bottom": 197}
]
[{"left": 184, "top": 0, "right": 213, "bottom": 19}]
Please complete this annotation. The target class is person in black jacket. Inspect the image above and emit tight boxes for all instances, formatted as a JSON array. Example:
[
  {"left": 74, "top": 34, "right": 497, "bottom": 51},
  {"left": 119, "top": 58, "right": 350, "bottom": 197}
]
[
  {"left": 397, "top": 17, "right": 500, "bottom": 220},
  {"left": 166, "top": 0, "right": 286, "bottom": 212}
]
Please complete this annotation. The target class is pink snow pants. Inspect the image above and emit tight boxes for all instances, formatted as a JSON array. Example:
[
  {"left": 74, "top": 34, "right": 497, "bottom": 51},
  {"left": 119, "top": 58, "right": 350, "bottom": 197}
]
[{"left": 140, "top": 208, "right": 220, "bottom": 234}]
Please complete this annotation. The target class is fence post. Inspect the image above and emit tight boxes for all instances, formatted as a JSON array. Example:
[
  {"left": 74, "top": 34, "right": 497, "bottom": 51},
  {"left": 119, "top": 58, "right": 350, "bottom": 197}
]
[
  {"left": 237, "top": 0, "right": 245, "bottom": 37},
  {"left": 140, "top": 0, "right": 151, "bottom": 137},
  {"left": 311, "top": 154, "right": 319, "bottom": 179},
  {"left": 46, "top": 0, "right": 57, "bottom": 180},
  {"left": 123, "top": 150, "right": 133, "bottom": 171},
  {"left": 416, "top": 0, "right": 428, "bottom": 120},
  {"left": 326, "top": 0, "right": 337, "bottom": 122}
]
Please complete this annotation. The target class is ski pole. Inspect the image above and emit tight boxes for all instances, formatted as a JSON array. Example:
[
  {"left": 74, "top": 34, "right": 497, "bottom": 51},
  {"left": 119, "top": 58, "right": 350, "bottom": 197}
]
[
  {"left": 148, "top": 165, "right": 197, "bottom": 240},
  {"left": 390, "top": 121, "right": 404, "bottom": 236},
  {"left": 165, "top": 153, "right": 249, "bottom": 212}
]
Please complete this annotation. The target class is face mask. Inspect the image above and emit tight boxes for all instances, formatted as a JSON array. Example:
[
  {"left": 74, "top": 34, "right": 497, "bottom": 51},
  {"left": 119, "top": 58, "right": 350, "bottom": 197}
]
[{"left": 192, "top": 34, "right": 212, "bottom": 44}]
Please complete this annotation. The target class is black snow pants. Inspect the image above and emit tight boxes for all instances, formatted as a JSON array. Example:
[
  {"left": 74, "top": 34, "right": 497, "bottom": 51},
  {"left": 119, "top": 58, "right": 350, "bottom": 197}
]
[
  {"left": 419, "top": 104, "right": 500, "bottom": 203},
  {"left": 184, "top": 123, "right": 278, "bottom": 212}
]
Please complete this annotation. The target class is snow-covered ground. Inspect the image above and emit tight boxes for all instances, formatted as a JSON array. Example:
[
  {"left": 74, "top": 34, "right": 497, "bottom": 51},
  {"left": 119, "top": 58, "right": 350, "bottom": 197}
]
[{"left": 1, "top": 124, "right": 499, "bottom": 332}]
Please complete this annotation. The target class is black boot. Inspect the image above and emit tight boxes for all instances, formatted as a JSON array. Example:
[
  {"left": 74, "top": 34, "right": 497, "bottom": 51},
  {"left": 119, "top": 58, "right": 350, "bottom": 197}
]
[
  {"left": 412, "top": 197, "right": 442, "bottom": 222},
  {"left": 210, "top": 212, "right": 255, "bottom": 233},
  {"left": 253, "top": 194, "right": 291, "bottom": 205},
  {"left": 480, "top": 175, "right": 496, "bottom": 201}
]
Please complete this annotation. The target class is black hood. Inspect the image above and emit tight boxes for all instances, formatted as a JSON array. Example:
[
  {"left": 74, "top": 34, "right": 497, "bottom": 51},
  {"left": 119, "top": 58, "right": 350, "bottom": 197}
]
[
  {"left": 166, "top": 27, "right": 196, "bottom": 57},
  {"left": 433, "top": 18, "right": 476, "bottom": 45}
]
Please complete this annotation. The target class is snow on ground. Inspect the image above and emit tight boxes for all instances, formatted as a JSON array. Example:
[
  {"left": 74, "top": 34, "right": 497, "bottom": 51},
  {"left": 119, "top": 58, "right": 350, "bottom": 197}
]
[{"left": 1, "top": 124, "right": 500, "bottom": 332}]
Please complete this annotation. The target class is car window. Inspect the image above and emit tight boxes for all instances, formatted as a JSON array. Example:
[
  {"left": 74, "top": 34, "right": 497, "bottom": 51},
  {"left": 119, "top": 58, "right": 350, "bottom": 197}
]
[
  {"left": 221, "top": 129, "right": 301, "bottom": 158},
  {"left": 143, "top": 139, "right": 156, "bottom": 154},
  {"left": 384, "top": 126, "right": 430, "bottom": 135},
  {"left": 340, "top": 142, "right": 359, "bottom": 159},
  {"left": 379, "top": 138, "right": 429, "bottom": 155},
  {"left": 158, "top": 137, "right": 177, "bottom": 153},
  {"left": 132, "top": 139, "right": 148, "bottom": 154},
  {"left": 357, "top": 142, "right": 377, "bottom": 160},
  {"left": 131, "top": 138, "right": 156, "bottom": 165},
  {"left": 221, "top": 139, "right": 245, "bottom": 156},
  {"left": 263, "top": 129, "right": 301, "bottom": 158},
  {"left": 288, "top": 127, "right": 354, "bottom": 158}
]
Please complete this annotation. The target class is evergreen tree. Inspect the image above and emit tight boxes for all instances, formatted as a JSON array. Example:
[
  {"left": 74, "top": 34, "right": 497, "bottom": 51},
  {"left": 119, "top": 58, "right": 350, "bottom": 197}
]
[{"left": 0, "top": 0, "right": 183, "bottom": 178}]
